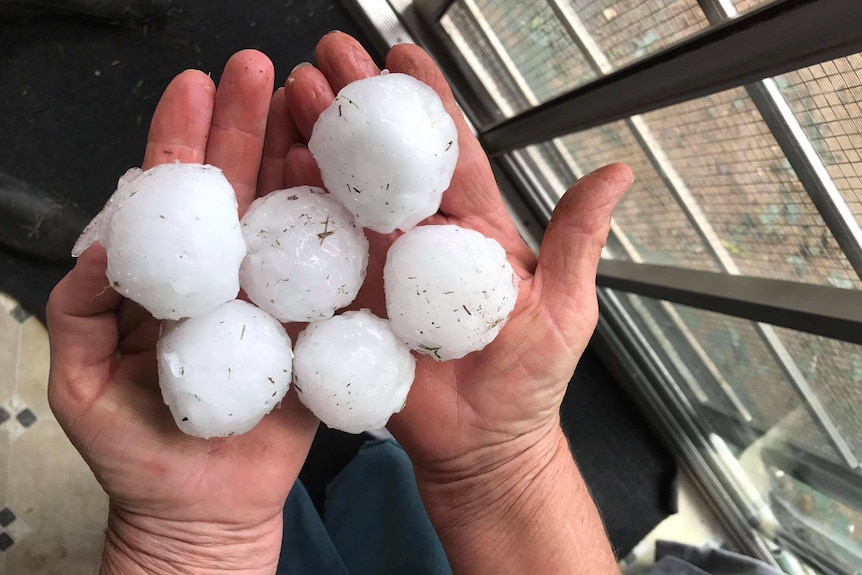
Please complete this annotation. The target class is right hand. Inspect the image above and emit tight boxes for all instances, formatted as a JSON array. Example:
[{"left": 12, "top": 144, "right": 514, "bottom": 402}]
[{"left": 283, "top": 31, "right": 631, "bottom": 527}]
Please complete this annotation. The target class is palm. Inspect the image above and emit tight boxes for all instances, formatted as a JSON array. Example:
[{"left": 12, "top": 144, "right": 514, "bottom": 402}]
[
  {"left": 282, "top": 34, "right": 628, "bottom": 472},
  {"left": 48, "top": 50, "right": 318, "bottom": 527}
]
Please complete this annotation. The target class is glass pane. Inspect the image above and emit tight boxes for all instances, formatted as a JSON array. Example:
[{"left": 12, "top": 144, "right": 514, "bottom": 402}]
[
  {"left": 566, "top": 0, "right": 709, "bottom": 68},
  {"left": 776, "top": 53, "right": 862, "bottom": 240},
  {"left": 554, "top": 123, "right": 720, "bottom": 272},
  {"left": 472, "top": 0, "right": 596, "bottom": 105},
  {"left": 641, "top": 87, "right": 860, "bottom": 288},
  {"left": 614, "top": 291, "right": 862, "bottom": 572},
  {"left": 733, "top": 0, "right": 780, "bottom": 15},
  {"left": 441, "top": 2, "right": 528, "bottom": 115}
]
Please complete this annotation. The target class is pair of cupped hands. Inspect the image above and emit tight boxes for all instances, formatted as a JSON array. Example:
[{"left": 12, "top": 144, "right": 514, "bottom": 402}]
[{"left": 48, "top": 32, "right": 631, "bottom": 574}]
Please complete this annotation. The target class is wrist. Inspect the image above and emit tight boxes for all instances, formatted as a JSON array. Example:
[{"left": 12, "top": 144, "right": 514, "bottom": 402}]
[
  {"left": 415, "top": 423, "right": 619, "bottom": 575},
  {"left": 413, "top": 421, "right": 565, "bottom": 530},
  {"left": 101, "top": 504, "right": 283, "bottom": 575}
]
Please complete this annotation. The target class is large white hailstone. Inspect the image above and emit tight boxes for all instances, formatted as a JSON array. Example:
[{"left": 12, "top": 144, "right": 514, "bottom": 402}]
[
  {"left": 73, "top": 163, "right": 246, "bottom": 320},
  {"left": 157, "top": 300, "right": 293, "bottom": 439},
  {"left": 308, "top": 72, "right": 459, "bottom": 234},
  {"left": 384, "top": 225, "right": 519, "bottom": 361},
  {"left": 239, "top": 187, "right": 369, "bottom": 322},
  {"left": 293, "top": 309, "right": 415, "bottom": 434}
]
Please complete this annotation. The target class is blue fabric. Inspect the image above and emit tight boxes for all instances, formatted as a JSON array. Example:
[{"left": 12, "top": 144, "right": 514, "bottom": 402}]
[{"left": 276, "top": 439, "right": 452, "bottom": 575}]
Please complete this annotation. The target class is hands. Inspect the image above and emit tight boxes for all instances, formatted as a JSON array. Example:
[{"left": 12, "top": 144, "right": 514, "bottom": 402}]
[
  {"left": 283, "top": 33, "right": 632, "bottom": 574},
  {"left": 47, "top": 51, "right": 318, "bottom": 575},
  {"left": 48, "top": 31, "right": 632, "bottom": 575}
]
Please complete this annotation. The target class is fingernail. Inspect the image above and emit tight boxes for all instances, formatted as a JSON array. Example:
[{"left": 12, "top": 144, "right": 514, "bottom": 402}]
[
  {"left": 290, "top": 61, "right": 312, "bottom": 74},
  {"left": 289, "top": 143, "right": 307, "bottom": 152},
  {"left": 325, "top": 29, "right": 342, "bottom": 36}
]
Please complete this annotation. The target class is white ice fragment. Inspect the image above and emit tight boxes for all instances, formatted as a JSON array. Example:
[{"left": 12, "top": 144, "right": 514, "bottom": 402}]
[
  {"left": 157, "top": 300, "right": 293, "bottom": 439},
  {"left": 293, "top": 309, "right": 415, "bottom": 434},
  {"left": 384, "top": 225, "right": 519, "bottom": 361},
  {"left": 74, "top": 163, "right": 246, "bottom": 320},
  {"left": 308, "top": 73, "right": 458, "bottom": 233},
  {"left": 239, "top": 187, "right": 369, "bottom": 322}
]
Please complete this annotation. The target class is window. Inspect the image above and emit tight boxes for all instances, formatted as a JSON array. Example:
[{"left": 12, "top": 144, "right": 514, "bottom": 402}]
[{"left": 355, "top": 0, "right": 862, "bottom": 572}]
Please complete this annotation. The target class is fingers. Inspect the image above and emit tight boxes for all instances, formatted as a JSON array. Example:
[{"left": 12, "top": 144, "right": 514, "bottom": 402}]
[
  {"left": 283, "top": 144, "right": 325, "bottom": 189},
  {"left": 284, "top": 64, "right": 335, "bottom": 140},
  {"left": 315, "top": 31, "right": 380, "bottom": 92},
  {"left": 143, "top": 70, "right": 215, "bottom": 170},
  {"left": 259, "top": 88, "right": 302, "bottom": 195},
  {"left": 535, "top": 164, "right": 632, "bottom": 338},
  {"left": 206, "top": 50, "right": 275, "bottom": 214},
  {"left": 47, "top": 245, "right": 122, "bottom": 403}
]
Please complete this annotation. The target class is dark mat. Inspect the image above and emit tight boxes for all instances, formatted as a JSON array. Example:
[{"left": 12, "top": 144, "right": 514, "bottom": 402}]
[
  {"left": 563, "top": 346, "right": 678, "bottom": 558},
  {"left": 0, "top": 0, "right": 379, "bottom": 321}
]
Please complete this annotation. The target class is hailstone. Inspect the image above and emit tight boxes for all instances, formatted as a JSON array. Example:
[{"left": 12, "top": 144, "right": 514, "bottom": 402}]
[
  {"left": 73, "top": 163, "right": 246, "bottom": 320},
  {"left": 308, "top": 72, "right": 459, "bottom": 234},
  {"left": 293, "top": 309, "right": 415, "bottom": 434},
  {"left": 239, "top": 187, "right": 369, "bottom": 322},
  {"left": 384, "top": 225, "right": 519, "bottom": 361},
  {"left": 157, "top": 300, "right": 293, "bottom": 439}
]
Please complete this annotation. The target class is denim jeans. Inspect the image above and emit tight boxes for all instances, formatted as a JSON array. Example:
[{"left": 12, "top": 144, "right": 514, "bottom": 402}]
[{"left": 277, "top": 439, "right": 453, "bottom": 575}]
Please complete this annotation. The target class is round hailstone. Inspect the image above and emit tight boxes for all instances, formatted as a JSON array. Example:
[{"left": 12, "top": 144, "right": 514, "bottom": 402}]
[
  {"left": 384, "top": 225, "right": 519, "bottom": 361},
  {"left": 72, "top": 163, "right": 246, "bottom": 320},
  {"left": 308, "top": 72, "right": 459, "bottom": 234},
  {"left": 157, "top": 300, "right": 293, "bottom": 439},
  {"left": 240, "top": 187, "right": 369, "bottom": 322},
  {"left": 293, "top": 309, "right": 415, "bottom": 434}
]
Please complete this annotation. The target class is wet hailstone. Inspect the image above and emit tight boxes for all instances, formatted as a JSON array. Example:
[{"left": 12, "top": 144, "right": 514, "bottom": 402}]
[
  {"left": 239, "top": 186, "right": 369, "bottom": 322},
  {"left": 308, "top": 73, "right": 459, "bottom": 233},
  {"left": 157, "top": 300, "right": 293, "bottom": 439},
  {"left": 73, "top": 163, "right": 246, "bottom": 320},
  {"left": 293, "top": 309, "right": 415, "bottom": 434},
  {"left": 384, "top": 225, "right": 519, "bottom": 361}
]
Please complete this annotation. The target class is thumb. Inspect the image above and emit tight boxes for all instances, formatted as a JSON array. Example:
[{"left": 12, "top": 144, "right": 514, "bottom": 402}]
[
  {"left": 47, "top": 244, "right": 123, "bottom": 407},
  {"left": 534, "top": 163, "right": 632, "bottom": 339}
]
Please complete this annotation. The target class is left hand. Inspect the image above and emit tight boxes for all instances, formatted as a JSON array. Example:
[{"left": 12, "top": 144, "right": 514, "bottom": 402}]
[{"left": 48, "top": 51, "right": 318, "bottom": 575}]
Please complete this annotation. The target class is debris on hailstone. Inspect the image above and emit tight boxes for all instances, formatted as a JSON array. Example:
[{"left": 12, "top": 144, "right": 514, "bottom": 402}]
[
  {"left": 157, "top": 300, "right": 293, "bottom": 438},
  {"left": 384, "top": 225, "right": 519, "bottom": 361},
  {"left": 73, "top": 163, "right": 246, "bottom": 320},
  {"left": 293, "top": 309, "right": 415, "bottom": 434},
  {"left": 308, "top": 73, "right": 459, "bottom": 234}
]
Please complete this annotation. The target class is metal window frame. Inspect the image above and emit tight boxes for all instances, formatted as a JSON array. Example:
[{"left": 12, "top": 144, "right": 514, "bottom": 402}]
[{"left": 474, "top": 0, "right": 862, "bottom": 154}]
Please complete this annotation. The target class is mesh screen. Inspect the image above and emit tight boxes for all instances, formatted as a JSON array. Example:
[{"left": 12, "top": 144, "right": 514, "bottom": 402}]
[
  {"left": 441, "top": 3, "right": 529, "bottom": 114},
  {"left": 564, "top": 0, "right": 709, "bottom": 68},
  {"left": 776, "top": 52, "right": 862, "bottom": 254},
  {"left": 774, "top": 328, "right": 862, "bottom": 462},
  {"left": 642, "top": 87, "right": 860, "bottom": 289},
  {"left": 554, "top": 123, "right": 719, "bottom": 271},
  {"left": 473, "top": 0, "right": 596, "bottom": 104},
  {"left": 627, "top": 295, "right": 845, "bottom": 465}
]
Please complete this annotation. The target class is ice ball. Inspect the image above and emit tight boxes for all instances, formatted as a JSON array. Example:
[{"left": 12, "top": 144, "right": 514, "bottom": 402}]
[
  {"left": 384, "top": 225, "right": 519, "bottom": 361},
  {"left": 156, "top": 300, "right": 293, "bottom": 439},
  {"left": 73, "top": 163, "right": 246, "bottom": 320},
  {"left": 308, "top": 73, "right": 459, "bottom": 234},
  {"left": 239, "top": 187, "right": 369, "bottom": 322},
  {"left": 293, "top": 309, "right": 415, "bottom": 434}
]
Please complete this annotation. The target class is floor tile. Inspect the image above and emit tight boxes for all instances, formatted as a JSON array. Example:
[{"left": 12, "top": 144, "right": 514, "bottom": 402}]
[
  {"left": 0, "top": 310, "right": 21, "bottom": 404},
  {"left": 16, "top": 319, "right": 50, "bottom": 417}
]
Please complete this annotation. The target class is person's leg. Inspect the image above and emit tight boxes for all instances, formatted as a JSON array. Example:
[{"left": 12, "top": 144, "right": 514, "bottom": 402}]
[
  {"left": 325, "top": 439, "right": 452, "bottom": 575},
  {"left": 277, "top": 481, "right": 350, "bottom": 575}
]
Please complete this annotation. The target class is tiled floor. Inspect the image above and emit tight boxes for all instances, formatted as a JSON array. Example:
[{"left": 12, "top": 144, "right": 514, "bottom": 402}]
[{"left": 0, "top": 292, "right": 107, "bottom": 575}]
